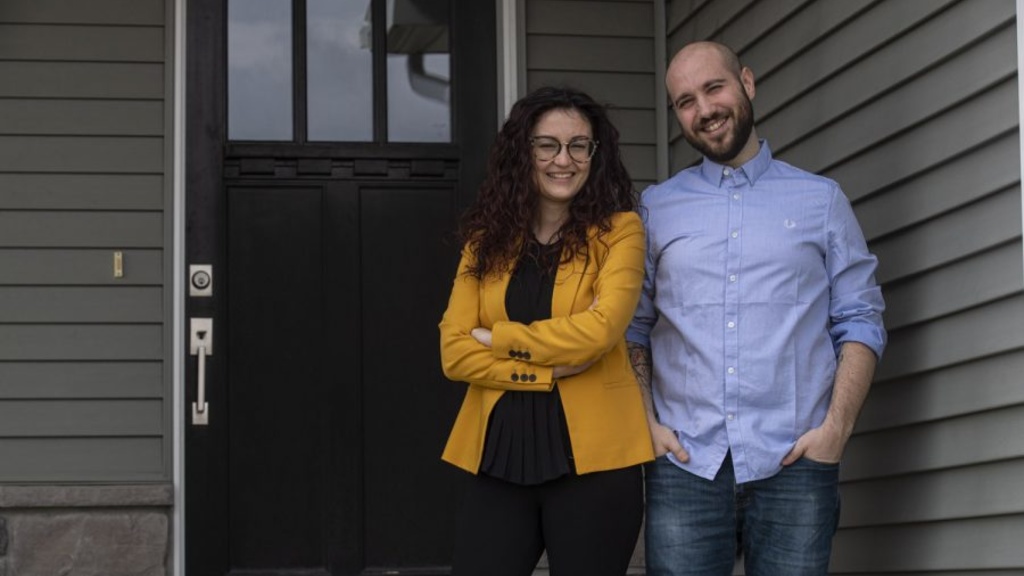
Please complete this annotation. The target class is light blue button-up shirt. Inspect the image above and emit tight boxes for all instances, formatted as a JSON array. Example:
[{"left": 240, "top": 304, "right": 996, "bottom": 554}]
[{"left": 626, "top": 141, "right": 886, "bottom": 483}]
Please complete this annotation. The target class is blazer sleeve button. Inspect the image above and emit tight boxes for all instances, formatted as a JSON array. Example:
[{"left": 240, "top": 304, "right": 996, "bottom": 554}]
[
  {"left": 528, "top": 374, "right": 537, "bottom": 382},
  {"left": 511, "top": 373, "right": 519, "bottom": 382},
  {"left": 523, "top": 351, "right": 532, "bottom": 360}
]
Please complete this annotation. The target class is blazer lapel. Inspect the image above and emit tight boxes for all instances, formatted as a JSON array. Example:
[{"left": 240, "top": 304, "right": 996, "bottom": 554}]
[{"left": 551, "top": 245, "right": 588, "bottom": 318}]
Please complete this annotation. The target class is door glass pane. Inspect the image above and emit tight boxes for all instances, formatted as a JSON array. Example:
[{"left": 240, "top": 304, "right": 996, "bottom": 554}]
[
  {"left": 386, "top": 0, "right": 451, "bottom": 142},
  {"left": 228, "top": 0, "right": 293, "bottom": 141},
  {"left": 307, "top": 0, "right": 374, "bottom": 141}
]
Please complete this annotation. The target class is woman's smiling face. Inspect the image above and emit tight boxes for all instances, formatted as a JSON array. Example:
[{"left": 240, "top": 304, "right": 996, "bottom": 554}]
[{"left": 530, "top": 108, "right": 593, "bottom": 208}]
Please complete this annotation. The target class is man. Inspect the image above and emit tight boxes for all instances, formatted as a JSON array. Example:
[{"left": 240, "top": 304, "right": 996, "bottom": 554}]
[{"left": 626, "top": 41, "right": 886, "bottom": 575}]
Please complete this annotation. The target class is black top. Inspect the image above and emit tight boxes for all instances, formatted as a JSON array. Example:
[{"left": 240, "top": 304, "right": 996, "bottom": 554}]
[{"left": 478, "top": 238, "right": 574, "bottom": 485}]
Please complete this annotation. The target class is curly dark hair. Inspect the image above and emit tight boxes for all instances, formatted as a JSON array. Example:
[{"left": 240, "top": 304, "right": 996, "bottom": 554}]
[{"left": 458, "top": 86, "right": 637, "bottom": 279}]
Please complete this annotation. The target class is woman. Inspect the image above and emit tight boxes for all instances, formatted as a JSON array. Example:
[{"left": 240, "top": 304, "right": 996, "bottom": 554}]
[{"left": 439, "top": 86, "right": 655, "bottom": 575}]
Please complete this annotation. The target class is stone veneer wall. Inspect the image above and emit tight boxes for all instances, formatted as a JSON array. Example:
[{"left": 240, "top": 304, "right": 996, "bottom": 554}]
[{"left": 0, "top": 485, "right": 172, "bottom": 576}]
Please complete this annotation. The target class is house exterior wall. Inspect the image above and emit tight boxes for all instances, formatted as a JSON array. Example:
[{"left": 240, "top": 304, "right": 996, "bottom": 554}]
[
  {"left": 0, "top": 0, "right": 175, "bottom": 572},
  {"left": 665, "top": 0, "right": 1024, "bottom": 572}
]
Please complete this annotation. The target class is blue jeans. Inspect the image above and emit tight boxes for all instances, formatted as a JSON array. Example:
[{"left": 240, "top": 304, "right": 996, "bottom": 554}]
[{"left": 645, "top": 452, "right": 840, "bottom": 576}]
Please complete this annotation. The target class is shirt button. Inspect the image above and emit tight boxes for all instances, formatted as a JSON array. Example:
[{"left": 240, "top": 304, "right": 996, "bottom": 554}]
[
  {"left": 723, "top": 168, "right": 731, "bottom": 176},
  {"left": 729, "top": 274, "right": 737, "bottom": 282},
  {"left": 731, "top": 231, "right": 739, "bottom": 239},
  {"left": 727, "top": 367, "right": 735, "bottom": 374},
  {"left": 732, "top": 193, "right": 740, "bottom": 200},
  {"left": 727, "top": 413, "right": 735, "bottom": 421},
  {"left": 727, "top": 321, "right": 735, "bottom": 328}
]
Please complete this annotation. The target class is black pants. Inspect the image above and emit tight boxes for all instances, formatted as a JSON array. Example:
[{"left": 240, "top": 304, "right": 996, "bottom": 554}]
[{"left": 452, "top": 465, "right": 644, "bottom": 576}]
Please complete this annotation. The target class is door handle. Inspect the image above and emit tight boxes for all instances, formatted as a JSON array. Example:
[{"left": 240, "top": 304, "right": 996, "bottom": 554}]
[{"left": 191, "top": 318, "right": 213, "bottom": 425}]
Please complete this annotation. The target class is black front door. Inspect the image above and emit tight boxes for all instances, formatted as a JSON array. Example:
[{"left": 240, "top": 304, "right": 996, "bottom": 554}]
[{"left": 185, "top": 1, "right": 496, "bottom": 573}]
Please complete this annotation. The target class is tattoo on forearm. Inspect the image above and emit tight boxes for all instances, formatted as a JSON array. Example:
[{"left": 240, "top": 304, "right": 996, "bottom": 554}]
[{"left": 627, "top": 342, "right": 655, "bottom": 417}]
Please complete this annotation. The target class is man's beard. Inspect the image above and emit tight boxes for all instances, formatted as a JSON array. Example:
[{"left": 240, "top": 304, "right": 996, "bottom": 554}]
[{"left": 684, "top": 94, "right": 754, "bottom": 164}]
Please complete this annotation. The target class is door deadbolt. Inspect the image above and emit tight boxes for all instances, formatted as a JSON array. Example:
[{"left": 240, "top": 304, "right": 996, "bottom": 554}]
[{"left": 190, "top": 265, "right": 213, "bottom": 297}]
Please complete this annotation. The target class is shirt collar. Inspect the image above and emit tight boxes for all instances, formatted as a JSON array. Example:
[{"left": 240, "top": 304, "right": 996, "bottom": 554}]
[{"left": 698, "top": 139, "right": 772, "bottom": 187}]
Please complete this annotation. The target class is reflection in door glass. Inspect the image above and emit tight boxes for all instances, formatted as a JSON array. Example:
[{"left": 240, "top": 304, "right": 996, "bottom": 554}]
[
  {"left": 228, "top": 0, "right": 293, "bottom": 140},
  {"left": 387, "top": 0, "right": 451, "bottom": 142},
  {"left": 307, "top": 0, "right": 374, "bottom": 141}
]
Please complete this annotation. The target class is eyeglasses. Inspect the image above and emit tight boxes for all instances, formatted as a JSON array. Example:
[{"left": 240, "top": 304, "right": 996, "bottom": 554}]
[{"left": 530, "top": 136, "right": 599, "bottom": 163}]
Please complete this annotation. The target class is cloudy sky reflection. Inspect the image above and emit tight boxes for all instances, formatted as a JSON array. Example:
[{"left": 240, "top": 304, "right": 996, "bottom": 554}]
[{"left": 228, "top": 0, "right": 451, "bottom": 143}]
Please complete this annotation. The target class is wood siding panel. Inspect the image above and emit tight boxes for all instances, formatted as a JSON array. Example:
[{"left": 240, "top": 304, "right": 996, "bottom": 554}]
[
  {"left": 527, "top": 1, "right": 652, "bottom": 37},
  {"left": 877, "top": 295, "right": 1024, "bottom": 382},
  {"left": 0, "top": 438, "right": 164, "bottom": 482},
  {"left": 0, "top": 136, "right": 164, "bottom": 173},
  {"left": 526, "top": 70, "right": 656, "bottom": 109},
  {"left": 0, "top": 100, "right": 164, "bottom": 136},
  {"left": 832, "top": 516, "right": 1024, "bottom": 572},
  {"left": 824, "top": 79, "right": 1017, "bottom": 207},
  {"left": 843, "top": 403, "right": 1024, "bottom": 481},
  {"left": 0, "top": 325, "right": 162, "bottom": 361},
  {"left": 777, "top": 28, "right": 1016, "bottom": 175},
  {"left": 667, "top": 0, "right": 751, "bottom": 41},
  {"left": 0, "top": 211, "right": 163, "bottom": 248},
  {"left": 872, "top": 187, "right": 1020, "bottom": 285},
  {"left": 882, "top": 242, "right": 1022, "bottom": 331},
  {"left": 0, "top": 0, "right": 171, "bottom": 484},
  {"left": 735, "top": 0, "right": 876, "bottom": 78},
  {"left": 859, "top": 350, "right": 1024, "bottom": 433},
  {"left": 0, "top": 174, "right": 163, "bottom": 210},
  {"left": 841, "top": 459, "right": 1024, "bottom": 527},
  {"left": 857, "top": 132, "right": 1019, "bottom": 240},
  {"left": 755, "top": 1, "right": 971, "bottom": 119},
  {"left": 0, "top": 249, "right": 162, "bottom": 285},
  {"left": 764, "top": 15, "right": 1016, "bottom": 159},
  {"left": 0, "top": 62, "right": 164, "bottom": 99},
  {"left": 527, "top": 35, "right": 654, "bottom": 72},
  {"left": 0, "top": 24, "right": 163, "bottom": 62},
  {"left": 0, "top": 0, "right": 164, "bottom": 25},
  {"left": 0, "top": 400, "right": 163, "bottom": 437},
  {"left": 0, "top": 362, "right": 163, "bottom": 399},
  {"left": 608, "top": 108, "right": 656, "bottom": 145},
  {"left": 0, "top": 287, "right": 162, "bottom": 322}
]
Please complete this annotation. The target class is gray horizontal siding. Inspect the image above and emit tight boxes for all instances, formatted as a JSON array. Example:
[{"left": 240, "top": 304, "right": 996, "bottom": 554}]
[
  {"left": 0, "top": 400, "right": 163, "bottom": 437},
  {"left": 0, "top": 174, "right": 164, "bottom": 210},
  {"left": 525, "top": 0, "right": 657, "bottom": 192},
  {"left": 844, "top": 401, "right": 1024, "bottom": 481},
  {"left": 0, "top": 136, "right": 165, "bottom": 173},
  {"left": 0, "top": 287, "right": 162, "bottom": 322},
  {"left": 0, "top": 0, "right": 164, "bottom": 25},
  {"left": 878, "top": 295, "right": 1024, "bottom": 381},
  {"left": 0, "top": 0, "right": 170, "bottom": 483},
  {"left": 832, "top": 515, "right": 1024, "bottom": 571},
  {"left": 858, "top": 350, "right": 1024, "bottom": 433},
  {"left": 0, "top": 325, "right": 163, "bottom": 360},
  {"left": 0, "top": 62, "right": 164, "bottom": 99},
  {"left": 0, "top": 100, "right": 164, "bottom": 136},
  {"left": 0, "top": 211, "right": 163, "bottom": 247},
  {"left": 527, "top": 1, "right": 653, "bottom": 37},
  {"left": 857, "top": 132, "right": 1019, "bottom": 240},
  {"left": 872, "top": 187, "right": 1019, "bottom": 285},
  {"left": 0, "top": 438, "right": 164, "bottom": 482},
  {"left": 527, "top": 70, "right": 656, "bottom": 109},
  {"left": 0, "top": 362, "right": 163, "bottom": 399},
  {"left": 881, "top": 242, "right": 1022, "bottom": 331},
  {"left": 841, "top": 459, "right": 1024, "bottom": 527},
  {"left": 666, "top": 0, "right": 1023, "bottom": 573},
  {"left": 0, "top": 249, "right": 162, "bottom": 284},
  {"left": 0, "top": 24, "right": 164, "bottom": 62},
  {"left": 527, "top": 35, "right": 655, "bottom": 73}
]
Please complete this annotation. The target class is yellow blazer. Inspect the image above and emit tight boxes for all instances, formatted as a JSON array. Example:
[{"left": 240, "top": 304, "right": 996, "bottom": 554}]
[{"left": 439, "top": 211, "right": 655, "bottom": 475}]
